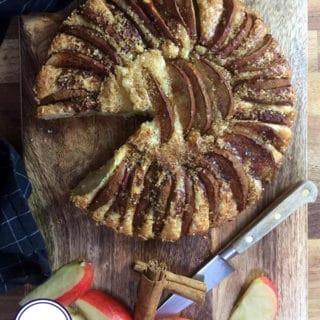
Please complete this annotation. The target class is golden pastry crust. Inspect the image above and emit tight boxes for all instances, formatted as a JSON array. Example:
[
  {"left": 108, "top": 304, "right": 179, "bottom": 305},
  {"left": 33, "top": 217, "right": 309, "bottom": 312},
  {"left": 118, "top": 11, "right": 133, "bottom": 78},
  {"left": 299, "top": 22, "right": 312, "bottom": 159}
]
[{"left": 34, "top": 0, "right": 296, "bottom": 241}]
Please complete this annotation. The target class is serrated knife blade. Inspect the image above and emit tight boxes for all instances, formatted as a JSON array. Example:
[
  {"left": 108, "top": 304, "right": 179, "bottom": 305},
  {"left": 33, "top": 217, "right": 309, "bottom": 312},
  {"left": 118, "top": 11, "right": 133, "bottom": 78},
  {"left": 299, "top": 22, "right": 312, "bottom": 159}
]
[{"left": 156, "top": 180, "right": 318, "bottom": 318}]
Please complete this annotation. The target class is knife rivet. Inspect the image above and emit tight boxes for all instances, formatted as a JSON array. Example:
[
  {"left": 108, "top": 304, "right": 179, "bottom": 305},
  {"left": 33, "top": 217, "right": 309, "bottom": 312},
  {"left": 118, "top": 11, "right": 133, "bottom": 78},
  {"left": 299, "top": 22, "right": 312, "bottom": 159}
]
[
  {"left": 274, "top": 213, "right": 281, "bottom": 220},
  {"left": 302, "top": 189, "right": 310, "bottom": 197},
  {"left": 245, "top": 235, "right": 254, "bottom": 243}
]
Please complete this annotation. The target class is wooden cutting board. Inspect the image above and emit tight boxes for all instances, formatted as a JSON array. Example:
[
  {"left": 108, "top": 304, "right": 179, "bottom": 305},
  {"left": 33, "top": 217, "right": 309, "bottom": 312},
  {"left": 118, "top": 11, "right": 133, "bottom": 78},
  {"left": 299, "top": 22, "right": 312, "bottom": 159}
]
[{"left": 20, "top": 1, "right": 308, "bottom": 319}]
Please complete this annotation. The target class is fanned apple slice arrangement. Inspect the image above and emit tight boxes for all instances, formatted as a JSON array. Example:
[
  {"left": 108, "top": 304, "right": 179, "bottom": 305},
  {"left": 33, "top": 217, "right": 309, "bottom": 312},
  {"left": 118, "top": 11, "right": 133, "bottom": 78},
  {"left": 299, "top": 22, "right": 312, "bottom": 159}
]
[{"left": 34, "top": 0, "right": 296, "bottom": 241}]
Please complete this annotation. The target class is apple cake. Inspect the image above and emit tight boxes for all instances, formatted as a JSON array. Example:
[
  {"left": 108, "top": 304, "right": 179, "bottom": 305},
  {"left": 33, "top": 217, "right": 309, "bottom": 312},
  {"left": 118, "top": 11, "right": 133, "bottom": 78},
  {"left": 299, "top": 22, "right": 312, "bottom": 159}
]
[{"left": 34, "top": 0, "right": 296, "bottom": 241}]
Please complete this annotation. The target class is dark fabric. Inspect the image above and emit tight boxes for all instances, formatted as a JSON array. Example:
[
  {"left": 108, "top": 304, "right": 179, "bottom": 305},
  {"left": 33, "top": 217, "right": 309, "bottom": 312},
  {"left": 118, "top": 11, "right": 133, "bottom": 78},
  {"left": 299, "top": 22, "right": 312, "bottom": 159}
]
[
  {"left": 0, "top": 139, "right": 51, "bottom": 294},
  {"left": 0, "top": 0, "right": 72, "bottom": 44}
]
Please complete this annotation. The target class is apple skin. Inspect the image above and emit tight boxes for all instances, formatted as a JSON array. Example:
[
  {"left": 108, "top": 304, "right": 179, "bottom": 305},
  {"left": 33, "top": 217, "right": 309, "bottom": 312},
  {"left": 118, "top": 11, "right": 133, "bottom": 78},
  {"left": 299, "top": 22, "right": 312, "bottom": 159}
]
[
  {"left": 19, "top": 260, "right": 94, "bottom": 307},
  {"left": 74, "top": 289, "right": 133, "bottom": 320},
  {"left": 56, "top": 261, "right": 94, "bottom": 306}
]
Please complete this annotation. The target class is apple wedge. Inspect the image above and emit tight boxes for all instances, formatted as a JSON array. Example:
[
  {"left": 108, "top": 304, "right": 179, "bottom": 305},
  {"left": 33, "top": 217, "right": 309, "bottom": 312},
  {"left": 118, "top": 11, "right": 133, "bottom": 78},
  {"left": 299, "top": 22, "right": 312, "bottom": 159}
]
[
  {"left": 230, "top": 277, "right": 278, "bottom": 320},
  {"left": 74, "top": 289, "right": 132, "bottom": 320},
  {"left": 147, "top": 72, "right": 174, "bottom": 143},
  {"left": 19, "top": 261, "right": 94, "bottom": 307},
  {"left": 175, "top": 60, "right": 212, "bottom": 134},
  {"left": 199, "top": 59, "right": 234, "bottom": 119},
  {"left": 167, "top": 62, "right": 195, "bottom": 135}
]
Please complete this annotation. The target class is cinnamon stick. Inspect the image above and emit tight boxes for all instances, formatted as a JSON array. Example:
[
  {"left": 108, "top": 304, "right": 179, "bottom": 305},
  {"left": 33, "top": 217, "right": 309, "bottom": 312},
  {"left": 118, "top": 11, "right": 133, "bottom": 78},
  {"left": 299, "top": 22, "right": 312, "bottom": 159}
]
[
  {"left": 134, "top": 260, "right": 167, "bottom": 320},
  {"left": 134, "top": 260, "right": 207, "bottom": 319}
]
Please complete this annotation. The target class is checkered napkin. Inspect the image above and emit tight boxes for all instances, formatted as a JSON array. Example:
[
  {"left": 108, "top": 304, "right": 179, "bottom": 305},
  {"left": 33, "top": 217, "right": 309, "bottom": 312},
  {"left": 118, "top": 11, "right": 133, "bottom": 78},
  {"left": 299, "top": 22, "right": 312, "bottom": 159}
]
[
  {"left": 0, "top": 140, "right": 51, "bottom": 293},
  {"left": 0, "top": 0, "right": 72, "bottom": 44}
]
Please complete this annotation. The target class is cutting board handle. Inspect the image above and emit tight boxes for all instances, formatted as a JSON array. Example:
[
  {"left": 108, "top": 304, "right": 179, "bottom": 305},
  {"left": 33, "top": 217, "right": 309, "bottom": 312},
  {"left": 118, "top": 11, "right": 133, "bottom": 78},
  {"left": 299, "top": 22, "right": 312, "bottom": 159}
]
[{"left": 220, "top": 181, "right": 318, "bottom": 259}]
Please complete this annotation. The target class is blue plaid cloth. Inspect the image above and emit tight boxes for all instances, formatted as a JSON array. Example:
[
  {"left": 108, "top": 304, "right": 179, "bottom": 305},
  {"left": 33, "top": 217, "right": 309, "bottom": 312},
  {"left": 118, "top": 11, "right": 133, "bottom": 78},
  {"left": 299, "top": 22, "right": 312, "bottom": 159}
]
[
  {"left": 0, "top": 0, "right": 72, "bottom": 44},
  {"left": 0, "top": 140, "right": 51, "bottom": 293}
]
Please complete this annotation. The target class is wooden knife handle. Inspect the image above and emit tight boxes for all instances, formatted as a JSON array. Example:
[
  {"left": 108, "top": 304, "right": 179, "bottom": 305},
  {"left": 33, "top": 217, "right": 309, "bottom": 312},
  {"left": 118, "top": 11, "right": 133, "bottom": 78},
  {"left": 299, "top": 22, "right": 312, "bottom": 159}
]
[{"left": 220, "top": 181, "right": 318, "bottom": 259}]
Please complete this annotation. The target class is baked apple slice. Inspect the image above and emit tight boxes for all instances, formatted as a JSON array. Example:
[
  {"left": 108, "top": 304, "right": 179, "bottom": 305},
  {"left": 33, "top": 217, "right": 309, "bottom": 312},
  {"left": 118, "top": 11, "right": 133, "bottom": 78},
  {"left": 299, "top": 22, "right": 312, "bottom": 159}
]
[
  {"left": 82, "top": 0, "right": 145, "bottom": 58},
  {"left": 147, "top": 72, "right": 174, "bottom": 143},
  {"left": 210, "top": 0, "right": 245, "bottom": 51},
  {"left": 139, "top": 0, "right": 176, "bottom": 43},
  {"left": 101, "top": 165, "right": 134, "bottom": 230},
  {"left": 233, "top": 97, "right": 296, "bottom": 126},
  {"left": 175, "top": 60, "right": 212, "bottom": 134},
  {"left": 46, "top": 52, "right": 109, "bottom": 76},
  {"left": 232, "top": 57, "right": 291, "bottom": 82},
  {"left": 88, "top": 160, "right": 127, "bottom": 221},
  {"left": 35, "top": 65, "right": 101, "bottom": 103},
  {"left": 197, "top": 0, "right": 224, "bottom": 45},
  {"left": 181, "top": 174, "right": 195, "bottom": 235},
  {"left": 228, "top": 35, "right": 281, "bottom": 71},
  {"left": 160, "top": 167, "right": 186, "bottom": 241},
  {"left": 167, "top": 62, "right": 195, "bottom": 135},
  {"left": 61, "top": 25, "right": 119, "bottom": 63},
  {"left": 186, "top": 173, "right": 210, "bottom": 235},
  {"left": 197, "top": 59, "right": 234, "bottom": 119},
  {"left": 220, "top": 133, "right": 278, "bottom": 181},
  {"left": 221, "top": 17, "right": 268, "bottom": 65},
  {"left": 174, "top": 0, "right": 197, "bottom": 40},
  {"left": 233, "top": 121, "right": 292, "bottom": 152},
  {"left": 48, "top": 33, "right": 113, "bottom": 69},
  {"left": 152, "top": 172, "right": 174, "bottom": 238},
  {"left": 235, "top": 80, "right": 295, "bottom": 105},
  {"left": 206, "top": 149, "right": 249, "bottom": 211},
  {"left": 120, "top": 157, "right": 152, "bottom": 236},
  {"left": 219, "top": 12, "right": 253, "bottom": 57}
]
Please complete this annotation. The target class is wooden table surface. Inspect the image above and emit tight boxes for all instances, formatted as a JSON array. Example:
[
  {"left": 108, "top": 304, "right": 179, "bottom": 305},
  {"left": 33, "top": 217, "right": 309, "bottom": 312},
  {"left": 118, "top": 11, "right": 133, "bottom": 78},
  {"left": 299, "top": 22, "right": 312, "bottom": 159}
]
[{"left": 0, "top": 1, "right": 319, "bottom": 319}]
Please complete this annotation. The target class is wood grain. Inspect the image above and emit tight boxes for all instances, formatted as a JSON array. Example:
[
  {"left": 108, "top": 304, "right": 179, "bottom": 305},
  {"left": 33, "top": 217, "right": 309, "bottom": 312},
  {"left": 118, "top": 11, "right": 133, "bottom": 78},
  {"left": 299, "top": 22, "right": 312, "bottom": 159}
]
[{"left": 19, "top": 1, "right": 308, "bottom": 320}]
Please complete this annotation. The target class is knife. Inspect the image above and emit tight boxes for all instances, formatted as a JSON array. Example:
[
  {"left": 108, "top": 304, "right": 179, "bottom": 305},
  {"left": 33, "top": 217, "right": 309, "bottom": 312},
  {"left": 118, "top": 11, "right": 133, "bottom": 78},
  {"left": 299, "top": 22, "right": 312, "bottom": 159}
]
[{"left": 156, "top": 180, "right": 318, "bottom": 317}]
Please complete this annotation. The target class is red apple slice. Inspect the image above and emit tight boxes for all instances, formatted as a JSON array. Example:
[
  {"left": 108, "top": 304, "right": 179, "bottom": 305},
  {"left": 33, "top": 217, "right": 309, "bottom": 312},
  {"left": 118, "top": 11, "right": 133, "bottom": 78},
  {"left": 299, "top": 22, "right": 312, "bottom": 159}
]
[
  {"left": 19, "top": 261, "right": 94, "bottom": 307},
  {"left": 175, "top": 60, "right": 212, "bottom": 134},
  {"left": 210, "top": 0, "right": 236, "bottom": 50},
  {"left": 199, "top": 59, "right": 234, "bottom": 119},
  {"left": 147, "top": 72, "right": 174, "bottom": 143},
  {"left": 230, "top": 277, "right": 278, "bottom": 320},
  {"left": 221, "top": 133, "right": 276, "bottom": 180},
  {"left": 88, "top": 160, "right": 126, "bottom": 212},
  {"left": 46, "top": 52, "right": 109, "bottom": 76},
  {"left": 174, "top": 0, "right": 197, "bottom": 39},
  {"left": 167, "top": 62, "right": 195, "bottom": 135},
  {"left": 74, "top": 289, "right": 132, "bottom": 320},
  {"left": 219, "top": 12, "right": 253, "bottom": 57},
  {"left": 140, "top": 0, "right": 176, "bottom": 43}
]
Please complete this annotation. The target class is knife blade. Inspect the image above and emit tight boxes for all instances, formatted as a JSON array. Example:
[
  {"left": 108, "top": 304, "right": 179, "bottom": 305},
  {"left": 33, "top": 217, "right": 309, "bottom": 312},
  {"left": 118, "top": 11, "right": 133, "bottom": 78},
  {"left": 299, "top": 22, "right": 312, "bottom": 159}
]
[{"left": 156, "top": 180, "right": 318, "bottom": 317}]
